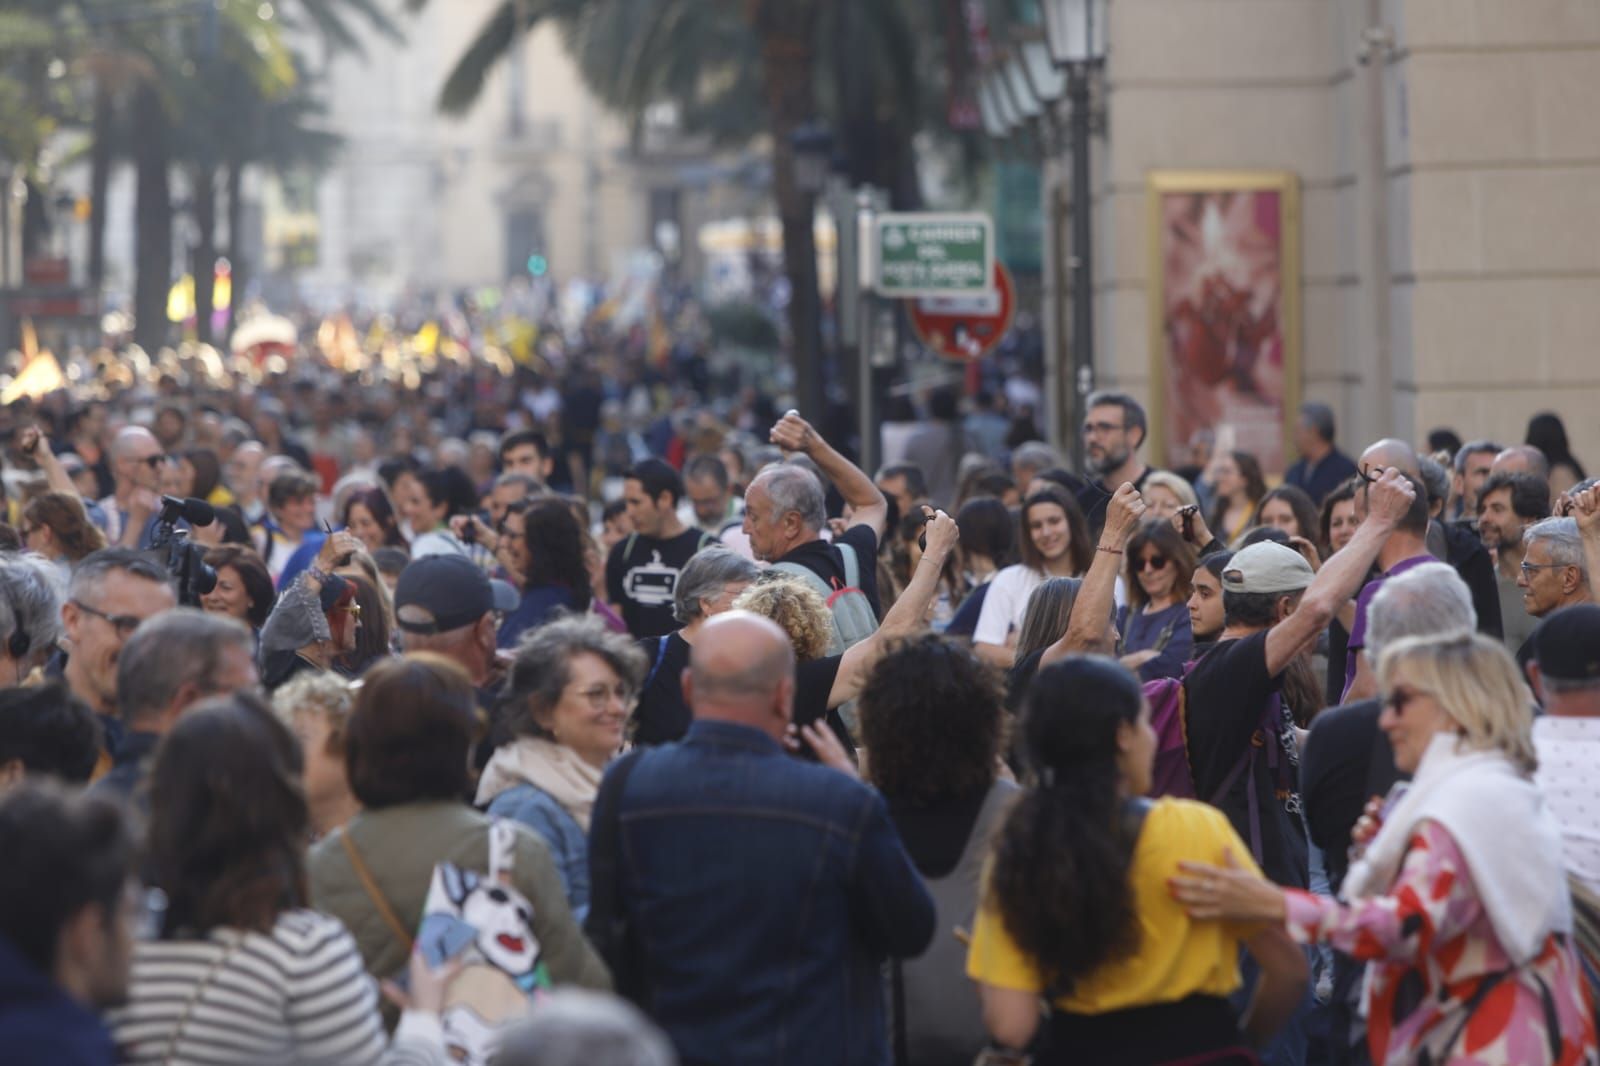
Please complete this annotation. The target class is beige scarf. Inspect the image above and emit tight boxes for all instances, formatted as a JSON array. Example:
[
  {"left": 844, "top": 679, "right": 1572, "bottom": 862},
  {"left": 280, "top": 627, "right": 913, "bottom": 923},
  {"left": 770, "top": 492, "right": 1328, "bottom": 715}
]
[{"left": 475, "top": 736, "right": 604, "bottom": 831}]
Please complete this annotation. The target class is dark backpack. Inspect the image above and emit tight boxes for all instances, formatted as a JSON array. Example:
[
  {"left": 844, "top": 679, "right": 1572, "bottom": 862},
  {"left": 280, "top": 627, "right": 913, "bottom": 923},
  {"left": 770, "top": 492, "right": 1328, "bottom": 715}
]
[{"left": 1144, "top": 669, "right": 1281, "bottom": 864}]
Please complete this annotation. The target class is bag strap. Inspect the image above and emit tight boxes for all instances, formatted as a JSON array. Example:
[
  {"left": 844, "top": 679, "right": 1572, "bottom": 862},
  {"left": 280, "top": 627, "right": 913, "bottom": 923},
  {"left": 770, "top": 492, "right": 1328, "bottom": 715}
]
[
  {"left": 162, "top": 934, "right": 246, "bottom": 1066},
  {"left": 1205, "top": 698, "right": 1281, "bottom": 862},
  {"left": 340, "top": 829, "right": 414, "bottom": 954},
  {"left": 643, "top": 634, "right": 671, "bottom": 690},
  {"left": 838, "top": 541, "right": 859, "bottom": 588}
]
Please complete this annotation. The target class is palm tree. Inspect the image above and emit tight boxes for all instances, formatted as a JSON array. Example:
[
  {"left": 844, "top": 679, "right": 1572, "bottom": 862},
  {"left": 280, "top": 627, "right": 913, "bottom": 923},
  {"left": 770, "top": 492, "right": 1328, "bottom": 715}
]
[{"left": 406, "top": 0, "right": 962, "bottom": 421}]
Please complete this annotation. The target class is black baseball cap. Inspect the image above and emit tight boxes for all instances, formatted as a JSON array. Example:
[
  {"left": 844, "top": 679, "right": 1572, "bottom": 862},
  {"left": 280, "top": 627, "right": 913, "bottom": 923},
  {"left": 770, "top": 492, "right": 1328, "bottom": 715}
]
[
  {"left": 1532, "top": 604, "right": 1600, "bottom": 683},
  {"left": 394, "top": 555, "right": 518, "bottom": 635}
]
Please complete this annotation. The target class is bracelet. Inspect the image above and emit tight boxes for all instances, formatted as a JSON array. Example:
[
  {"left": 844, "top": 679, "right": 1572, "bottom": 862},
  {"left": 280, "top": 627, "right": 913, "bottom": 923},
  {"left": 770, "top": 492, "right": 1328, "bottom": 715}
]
[{"left": 1096, "top": 545, "right": 1123, "bottom": 555}]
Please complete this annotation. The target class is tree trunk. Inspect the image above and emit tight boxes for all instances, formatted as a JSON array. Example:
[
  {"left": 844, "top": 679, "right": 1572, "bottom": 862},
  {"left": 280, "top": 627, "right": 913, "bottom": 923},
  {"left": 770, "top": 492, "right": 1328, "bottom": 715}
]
[
  {"left": 224, "top": 156, "right": 244, "bottom": 342},
  {"left": 754, "top": 1, "right": 824, "bottom": 423},
  {"left": 88, "top": 78, "right": 114, "bottom": 294},
  {"left": 132, "top": 84, "right": 171, "bottom": 354},
  {"left": 192, "top": 167, "right": 216, "bottom": 345}
]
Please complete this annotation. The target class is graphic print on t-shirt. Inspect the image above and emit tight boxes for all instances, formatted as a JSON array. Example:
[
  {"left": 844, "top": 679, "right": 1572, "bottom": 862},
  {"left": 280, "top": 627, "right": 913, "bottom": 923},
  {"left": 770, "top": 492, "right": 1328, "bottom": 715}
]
[{"left": 625, "top": 550, "right": 679, "bottom": 606}]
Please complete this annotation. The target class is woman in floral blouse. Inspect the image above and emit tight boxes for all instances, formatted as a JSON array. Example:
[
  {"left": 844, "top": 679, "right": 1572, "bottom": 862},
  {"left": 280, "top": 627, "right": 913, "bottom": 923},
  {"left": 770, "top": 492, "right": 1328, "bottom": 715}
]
[{"left": 1172, "top": 631, "right": 1597, "bottom": 1066}]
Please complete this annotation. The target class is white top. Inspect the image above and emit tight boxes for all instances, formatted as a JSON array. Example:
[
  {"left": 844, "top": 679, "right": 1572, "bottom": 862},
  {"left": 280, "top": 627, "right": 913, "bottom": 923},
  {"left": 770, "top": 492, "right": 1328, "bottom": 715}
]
[
  {"left": 111, "top": 909, "right": 443, "bottom": 1066},
  {"left": 1534, "top": 716, "right": 1600, "bottom": 896},
  {"left": 972, "top": 564, "right": 1047, "bottom": 647}
]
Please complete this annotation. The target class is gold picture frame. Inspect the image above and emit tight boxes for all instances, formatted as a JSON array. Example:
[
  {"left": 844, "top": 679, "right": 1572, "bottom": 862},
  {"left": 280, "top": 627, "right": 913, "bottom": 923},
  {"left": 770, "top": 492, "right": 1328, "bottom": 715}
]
[{"left": 1145, "top": 170, "right": 1301, "bottom": 476}]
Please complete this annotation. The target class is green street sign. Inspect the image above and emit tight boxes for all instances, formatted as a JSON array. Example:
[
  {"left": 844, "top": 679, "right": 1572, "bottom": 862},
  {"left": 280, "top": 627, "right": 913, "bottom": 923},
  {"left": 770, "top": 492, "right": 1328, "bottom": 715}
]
[{"left": 872, "top": 213, "right": 995, "bottom": 298}]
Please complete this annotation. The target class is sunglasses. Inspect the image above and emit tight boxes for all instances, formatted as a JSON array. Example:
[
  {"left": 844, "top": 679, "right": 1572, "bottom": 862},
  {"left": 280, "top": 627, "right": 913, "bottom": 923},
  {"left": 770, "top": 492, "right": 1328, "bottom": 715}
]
[
  {"left": 1382, "top": 686, "right": 1421, "bottom": 716},
  {"left": 1133, "top": 554, "right": 1169, "bottom": 573},
  {"left": 139, "top": 454, "right": 169, "bottom": 469}
]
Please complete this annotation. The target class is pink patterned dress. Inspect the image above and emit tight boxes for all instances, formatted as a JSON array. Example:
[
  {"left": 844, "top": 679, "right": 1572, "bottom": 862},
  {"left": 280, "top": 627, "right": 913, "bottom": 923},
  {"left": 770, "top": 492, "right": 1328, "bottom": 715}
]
[{"left": 1284, "top": 819, "right": 1597, "bottom": 1065}]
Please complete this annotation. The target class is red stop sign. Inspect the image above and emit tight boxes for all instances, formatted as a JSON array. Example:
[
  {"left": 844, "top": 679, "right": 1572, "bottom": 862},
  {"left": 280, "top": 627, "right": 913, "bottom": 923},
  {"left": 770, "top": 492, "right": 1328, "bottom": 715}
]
[{"left": 907, "top": 262, "right": 1016, "bottom": 361}]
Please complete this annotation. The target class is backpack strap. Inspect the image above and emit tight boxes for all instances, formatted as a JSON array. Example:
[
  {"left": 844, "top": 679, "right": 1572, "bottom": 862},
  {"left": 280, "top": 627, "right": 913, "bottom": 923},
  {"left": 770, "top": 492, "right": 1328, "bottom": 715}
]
[
  {"left": 643, "top": 634, "right": 671, "bottom": 690},
  {"left": 837, "top": 541, "right": 859, "bottom": 589},
  {"left": 585, "top": 748, "right": 647, "bottom": 1004},
  {"left": 1205, "top": 697, "right": 1283, "bottom": 862}
]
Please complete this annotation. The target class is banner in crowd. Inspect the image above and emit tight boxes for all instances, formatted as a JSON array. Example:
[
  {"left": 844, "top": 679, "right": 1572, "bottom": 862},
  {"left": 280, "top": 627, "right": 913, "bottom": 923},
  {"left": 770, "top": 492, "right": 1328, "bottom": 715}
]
[{"left": 1146, "top": 170, "right": 1301, "bottom": 475}]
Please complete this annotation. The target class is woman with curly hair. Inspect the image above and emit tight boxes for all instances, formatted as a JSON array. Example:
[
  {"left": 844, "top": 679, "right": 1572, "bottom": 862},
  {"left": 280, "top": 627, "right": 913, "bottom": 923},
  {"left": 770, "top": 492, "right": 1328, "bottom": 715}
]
[
  {"left": 968, "top": 657, "right": 1306, "bottom": 1062},
  {"left": 859, "top": 635, "right": 1016, "bottom": 1064},
  {"left": 497, "top": 497, "right": 594, "bottom": 648},
  {"left": 478, "top": 615, "right": 647, "bottom": 918}
]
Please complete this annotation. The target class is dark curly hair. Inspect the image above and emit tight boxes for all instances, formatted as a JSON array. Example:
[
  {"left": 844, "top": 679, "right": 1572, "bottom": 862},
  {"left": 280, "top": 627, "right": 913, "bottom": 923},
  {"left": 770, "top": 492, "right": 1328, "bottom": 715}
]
[
  {"left": 522, "top": 497, "right": 593, "bottom": 610},
  {"left": 858, "top": 635, "right": 1003, "bottom": 808},
  {"left": 989, "top": 657, "right": 1144, "bottom": 992},
  {"left": 147, "top": 692, "right": 308, "bottom": 936}
]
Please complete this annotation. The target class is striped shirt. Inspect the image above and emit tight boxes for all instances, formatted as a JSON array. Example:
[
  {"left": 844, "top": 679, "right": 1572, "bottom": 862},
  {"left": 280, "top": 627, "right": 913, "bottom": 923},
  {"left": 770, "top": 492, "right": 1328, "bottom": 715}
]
[{"left": 110, "top": 909, "right": 443, "bottom": 1066}]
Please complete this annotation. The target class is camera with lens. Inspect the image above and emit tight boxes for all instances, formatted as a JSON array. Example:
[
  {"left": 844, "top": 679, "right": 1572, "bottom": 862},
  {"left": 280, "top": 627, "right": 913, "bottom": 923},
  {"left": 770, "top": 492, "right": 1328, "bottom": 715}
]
[{"left": 146, "top": 496, "right": 219, "bottom": 607}]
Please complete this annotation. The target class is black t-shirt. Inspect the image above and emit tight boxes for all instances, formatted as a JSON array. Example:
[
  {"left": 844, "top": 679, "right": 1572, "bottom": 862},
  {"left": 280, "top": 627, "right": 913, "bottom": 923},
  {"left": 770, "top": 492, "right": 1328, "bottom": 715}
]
[
  {"left": 773, "top": 525, "right": 882, "bottom": 620},
  {"left": 631, "top": 631, "right": 693, "bottom": 746},
  {"left": 1299, "top": 698, "right": 1402, "bottom": 892},
  {"left": 605, "top": 528, "right": 712, "bottom": 638},
  {"left": 794, "top": 656, "right": 855, "bottom": 756},
  {"left": 1075, "top": 467, "right": 1155, "bottom": 534},
  {"left": 1182, "top": 630, "right": 1309, "bottom": 888}
]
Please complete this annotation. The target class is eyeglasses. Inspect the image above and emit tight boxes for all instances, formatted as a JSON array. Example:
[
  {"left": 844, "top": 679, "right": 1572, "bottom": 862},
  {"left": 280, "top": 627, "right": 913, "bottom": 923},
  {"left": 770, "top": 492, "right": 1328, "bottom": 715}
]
[
  {"left": 1519, "top": 561, "right": 1570, "bottom": 577},
  {"left": 1382, "top": 687, "right": 1421, "bottom": 717},
  {"left": 1082, "top": 420, "right": 1125, "bottom": 437},
  {"left": 1356, "top": 465, "right": 1382, "bottom": 484},
  {"left": 71, "top": 600, "right": 144, "bottom": 638},
  {"left": 572, "top": 683, "right": 633, "bottom": 710},
  {"left": 1133, "top": 555, "right": 1169, "bottom": 573}
]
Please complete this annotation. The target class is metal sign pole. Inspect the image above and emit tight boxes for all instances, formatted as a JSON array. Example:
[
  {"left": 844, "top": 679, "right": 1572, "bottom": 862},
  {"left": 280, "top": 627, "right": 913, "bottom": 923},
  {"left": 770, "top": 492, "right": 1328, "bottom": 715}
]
[{"left": 856, "top": 188, "right": 878, "bottom": 475}]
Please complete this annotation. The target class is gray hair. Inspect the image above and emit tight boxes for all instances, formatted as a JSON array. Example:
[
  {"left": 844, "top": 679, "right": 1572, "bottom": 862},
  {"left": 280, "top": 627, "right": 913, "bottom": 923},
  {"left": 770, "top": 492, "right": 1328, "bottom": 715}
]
[
  {"left": 1525, "top": 517, "right": 1587, "bottom": 573},
  {"left": 756, "top": 465, "right": 826, "bottom": 532},
  {"left": 1454, "top": 439, "right": 1503, "bottom": 474},
  {"left": 504, "top": 615, "right": 647, "bottom": 740},
  {"left": 68, "top": 549, "right": 172, "bottom": 603},
  {"left": 1417, "top": 454, "right": 1451, "bottom": 509},
  {"left": 116, "top": 609, "right": 254, "bottom": 725},
  {"left": 0, "top": 554, "right": 67, "bottom": 659},
  {"left": 493, "top": 471, "right": 542, "bottom": 496},
  {"left": 1299, "top": 402, "right": 1336, "bottom": 444},
  {"left": 492, "top": 989, "right": 676, "bottom": 1066},
  {"left": 672, "top": 548, "right": 759, "bottom": 625},
  {"left": 1011, "top": 441, "right": 1063, "bottom": 476},
  {"left": 1365, "top": 562, "right": 1477, "bottom": 662}
]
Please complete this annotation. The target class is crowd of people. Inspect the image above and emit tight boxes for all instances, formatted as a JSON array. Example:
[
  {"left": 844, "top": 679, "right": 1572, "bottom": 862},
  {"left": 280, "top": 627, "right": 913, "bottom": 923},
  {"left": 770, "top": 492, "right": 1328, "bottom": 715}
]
[{"left": 0, "top": 335, "right": 1597, "bottom": 1066}]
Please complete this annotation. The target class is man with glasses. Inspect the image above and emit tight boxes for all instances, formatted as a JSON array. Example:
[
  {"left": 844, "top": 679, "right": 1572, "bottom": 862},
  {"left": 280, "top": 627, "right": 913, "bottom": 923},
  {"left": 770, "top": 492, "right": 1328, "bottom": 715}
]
[
  {"left": 1076, "top": 391, "right": 1157, "bottom": 534},
  {"left": 96, "top": 427, "right": 168, "bottom": 549},
  {"left": 88, "top": 609, "right": 258, "bottom": 809},
  {"left": 58, "top": 551, "right": 177, "bottom": 770},
  {"left": 1515, "top": 517, "right": 1594, "bottom": 676},
  {"left": 1341, "top": 440, "right": 1444, "bottom": 702}
]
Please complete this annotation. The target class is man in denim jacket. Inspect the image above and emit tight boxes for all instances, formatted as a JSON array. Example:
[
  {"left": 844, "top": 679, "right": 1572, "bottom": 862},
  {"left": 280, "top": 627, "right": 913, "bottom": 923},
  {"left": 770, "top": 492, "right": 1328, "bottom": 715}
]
[{"left": 589, "top": 611, "right": 935, "bottom": 1066}]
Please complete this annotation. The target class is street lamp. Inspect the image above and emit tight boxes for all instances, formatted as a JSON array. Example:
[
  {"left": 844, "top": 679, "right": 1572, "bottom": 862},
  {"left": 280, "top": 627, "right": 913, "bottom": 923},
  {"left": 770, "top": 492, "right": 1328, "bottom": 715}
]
[{"left": 1040, "top": 0, "right": 1107, "bottom": 468}]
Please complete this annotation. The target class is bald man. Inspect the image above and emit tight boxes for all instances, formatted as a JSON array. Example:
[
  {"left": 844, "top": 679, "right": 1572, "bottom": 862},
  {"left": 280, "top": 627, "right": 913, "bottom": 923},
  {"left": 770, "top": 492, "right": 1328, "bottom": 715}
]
[
  {"left": 1493, "top": 444, "right": 1551, "bottom": 481},
  {"left": 97, "top": 427, "right": 166, "bottom": 548},
  {"left": 585, "top": 612, "right": 934, "bottom": 1066},
  {"left": 1343, "top": 441, "right": 1439, "bottom": 701}
]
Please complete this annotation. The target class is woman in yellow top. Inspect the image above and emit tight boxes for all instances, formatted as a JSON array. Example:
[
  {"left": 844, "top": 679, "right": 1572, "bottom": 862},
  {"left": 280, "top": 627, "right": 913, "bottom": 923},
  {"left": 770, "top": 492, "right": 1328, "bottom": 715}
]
[{"left": 966, "top": 656, "right": 1307, "bottom": 1064}]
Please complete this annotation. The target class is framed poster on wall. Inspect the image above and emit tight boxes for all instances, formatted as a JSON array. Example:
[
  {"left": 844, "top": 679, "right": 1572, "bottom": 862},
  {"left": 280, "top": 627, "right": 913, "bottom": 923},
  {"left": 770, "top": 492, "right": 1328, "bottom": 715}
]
[{"left": 1146, "top": 170, "right": 1300, "bottom": 477}]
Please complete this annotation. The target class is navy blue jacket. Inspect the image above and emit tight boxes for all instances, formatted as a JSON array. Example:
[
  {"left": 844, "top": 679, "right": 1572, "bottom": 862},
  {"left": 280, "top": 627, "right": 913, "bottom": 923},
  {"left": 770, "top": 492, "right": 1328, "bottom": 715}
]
[
  {"left": 1284, "top": 448, "right": 1359, "bottom": 505},
  {"left": 609, "top": 719, "right": 935, "bottom": 1066},
  {"left": 0, "top": 935, "right": 116, "bottom": 1066}
]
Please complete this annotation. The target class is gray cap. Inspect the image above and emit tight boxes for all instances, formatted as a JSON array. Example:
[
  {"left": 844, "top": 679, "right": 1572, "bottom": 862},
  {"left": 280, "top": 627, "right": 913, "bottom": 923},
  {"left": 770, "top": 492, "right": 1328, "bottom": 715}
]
[{"left": 1221, "top": 542, "right": 1315, "bottom": 595}]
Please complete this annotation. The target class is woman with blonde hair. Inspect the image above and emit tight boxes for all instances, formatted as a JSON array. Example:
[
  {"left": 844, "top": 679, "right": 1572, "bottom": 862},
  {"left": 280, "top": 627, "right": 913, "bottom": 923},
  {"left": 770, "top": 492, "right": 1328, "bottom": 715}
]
[
  {"left": 1140, "top": 470, "right": 1200, "bottom": 522},
  {"left": 1173, "top": 632, "right": 1597, "bottom": 1065}
]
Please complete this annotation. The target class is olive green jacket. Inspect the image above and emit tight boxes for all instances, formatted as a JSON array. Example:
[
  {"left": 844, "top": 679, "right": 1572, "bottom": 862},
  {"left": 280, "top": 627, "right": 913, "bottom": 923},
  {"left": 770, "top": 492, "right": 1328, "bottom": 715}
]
[{"left": 308, "top": 800, "right": 611, "bottom": 991}]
